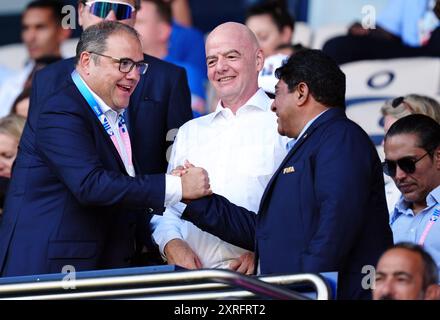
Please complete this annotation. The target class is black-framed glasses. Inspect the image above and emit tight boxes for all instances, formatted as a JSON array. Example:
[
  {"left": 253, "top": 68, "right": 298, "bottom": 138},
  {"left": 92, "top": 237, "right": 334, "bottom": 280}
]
[
  {"left": 382, "top": 151, "right": 430, "bottom": 177},
  {"left": 89, "top": 51, "right": 148, "bottom": 75},
  {"left": 83, "top": 0, "right": 135, "bottom": 20}
]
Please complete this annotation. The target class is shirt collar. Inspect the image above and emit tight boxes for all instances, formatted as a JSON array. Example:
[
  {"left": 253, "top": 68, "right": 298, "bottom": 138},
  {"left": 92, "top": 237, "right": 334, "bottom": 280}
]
[
  {"left": 427, "top": 185, "right": 440, "bottom": 207},
  {"left": 78, "top": 73, "right": 124, "bottom": 121},
  {"left": 298, "top": 110, "right": 327, "bottom": 140},
  {"left": 209, "top": 88, "right": 271, "bottom": 123}
]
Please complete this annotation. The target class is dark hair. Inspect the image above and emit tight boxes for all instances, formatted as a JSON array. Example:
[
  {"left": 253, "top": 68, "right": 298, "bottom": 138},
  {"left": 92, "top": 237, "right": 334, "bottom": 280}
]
[
  {"left": 385, "top": 114, "right": 440, "bottom": 156},
  {"left": 392, "top": 242, "right": 439, "bottom": 289},
  {"left": 11, "top": 88, "right": 32, "bottom": 116},
  {"left": 275, "top": 49, "right": 346, "bottom": 108},
  {"left": 75, "top": 20, "right": 140, "bottom": 65},
  {"left": 245, "top": 0, "right": 295, "bottom": 33},
  {"left": 141, "top": 0, "right": 172, "bottom": 25},
  {"left": 25, "top": 0, "right": 66, "bottom": 25}
]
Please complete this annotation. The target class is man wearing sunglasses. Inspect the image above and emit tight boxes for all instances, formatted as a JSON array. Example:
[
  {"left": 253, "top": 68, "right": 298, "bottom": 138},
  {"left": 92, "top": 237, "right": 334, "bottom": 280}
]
[
  {"left": 28, "top": 0, "right": 192, "bottom": 265},
  {"left": 384, "top": 114, "right": 440, "bottom": 275}
]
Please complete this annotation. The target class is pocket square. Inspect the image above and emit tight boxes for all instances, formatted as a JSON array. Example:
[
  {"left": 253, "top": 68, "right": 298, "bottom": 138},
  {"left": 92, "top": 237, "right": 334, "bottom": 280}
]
[{"left": 282, "top": 166, "right": 295, "bottom": 174}]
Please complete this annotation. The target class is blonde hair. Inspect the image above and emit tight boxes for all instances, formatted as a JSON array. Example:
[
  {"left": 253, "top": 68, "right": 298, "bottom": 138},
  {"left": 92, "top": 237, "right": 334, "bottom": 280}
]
[
  {"left": 381, "top": 94, "right": 440, "bottom": 123},
  {"left": 0, "top": 115, "right": 26, "bottom": 141}
]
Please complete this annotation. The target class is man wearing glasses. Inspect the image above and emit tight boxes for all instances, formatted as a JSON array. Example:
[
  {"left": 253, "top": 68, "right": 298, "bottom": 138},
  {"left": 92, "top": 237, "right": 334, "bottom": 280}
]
[
  {"left": 31, "top": 0, "right": 192, "bottom": 176},
  {"left": 383, "top": 114, "right": 440, "bottom": 274},
  {"left": 0, "top": 21, "right": 210, "bottom": 277},
  {"left": 29, "top": 0, "right": 193, "bottom": 265}
]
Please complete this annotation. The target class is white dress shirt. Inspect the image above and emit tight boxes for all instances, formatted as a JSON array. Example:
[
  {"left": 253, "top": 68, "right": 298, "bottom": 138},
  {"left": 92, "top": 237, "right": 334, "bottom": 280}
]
[
  {"left": 81, "top": 75, "right": 182, "bottom": 206},
  {"left": 151, "top": 88, "right": 290, "bottom": 268}
]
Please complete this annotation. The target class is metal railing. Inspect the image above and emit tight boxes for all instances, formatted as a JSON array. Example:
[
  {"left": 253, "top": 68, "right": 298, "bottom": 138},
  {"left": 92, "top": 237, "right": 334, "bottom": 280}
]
[{"left": 0, "top": 269, "right": 332, "bottom": 300}]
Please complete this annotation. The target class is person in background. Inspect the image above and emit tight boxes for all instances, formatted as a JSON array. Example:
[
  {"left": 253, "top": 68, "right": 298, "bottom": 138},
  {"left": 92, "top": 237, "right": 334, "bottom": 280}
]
[
  {"left": 323, "top": 0, "right": 440, "bottom": 65},
  {"left": 0, "top": 115, "right": 26, "bottom": 213},
  {"left": 10, "top": 88, "right": 31, "bottom": 118},
  {"left": 0, "top": 0, "right": 70, "bottom": 117},
  {"left": 163, "top": 0, "right": 192, "bottom": 26},
  {"left": 134, "top": 0, "right": 206, "bottom": 116},
  {"left": 245, "top": 0, "right": 295, "bottom": 58},
  {"left": 383, "top": 114, "right": 440, "bottom": 279},
  {"left": 245, "top": 1, "right": 296, "bottom": 98},
  {"left": 381, "top": 94, "right": 440, "bottom": 213},
  {"left": 373, "top": 242, "right": 440, "bottom": 300}
]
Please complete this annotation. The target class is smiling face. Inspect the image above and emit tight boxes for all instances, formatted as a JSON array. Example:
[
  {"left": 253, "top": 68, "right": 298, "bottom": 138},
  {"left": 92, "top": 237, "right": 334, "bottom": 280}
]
[
  {"left": 205, "top": 23, "right": 264, "bottom": 110},
  {"left": 384, "top": 133, "right": 440, "bottom": 212},
  {"left": 83, "top": 32, "right": 144, "bottom": 111}
]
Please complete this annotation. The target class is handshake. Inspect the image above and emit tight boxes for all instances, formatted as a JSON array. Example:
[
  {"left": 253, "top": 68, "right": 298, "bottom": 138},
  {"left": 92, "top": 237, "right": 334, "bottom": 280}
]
[{"left": 174, "top": 160, "right": 212, "bottom": 201}]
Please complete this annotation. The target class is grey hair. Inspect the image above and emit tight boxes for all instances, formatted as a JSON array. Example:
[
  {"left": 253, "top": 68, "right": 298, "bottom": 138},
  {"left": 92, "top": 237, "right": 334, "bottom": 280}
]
[{"left": 75, "top": 20, "right": 141, "bottom": 65}]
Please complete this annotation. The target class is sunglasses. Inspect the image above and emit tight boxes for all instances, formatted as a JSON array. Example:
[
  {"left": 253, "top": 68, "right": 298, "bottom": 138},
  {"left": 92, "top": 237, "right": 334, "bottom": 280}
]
[
  {"left": 391, "top": 96, "right": 416, "bottom": 113},
  {"left": 382, "top": 151, "right": 430, "bottom": 177},
  {"left": 84, "top": 1, "right": 135, "bottom": 20},
  {"left": 89, "top": 51, "right": 148, "bottom": 75}
]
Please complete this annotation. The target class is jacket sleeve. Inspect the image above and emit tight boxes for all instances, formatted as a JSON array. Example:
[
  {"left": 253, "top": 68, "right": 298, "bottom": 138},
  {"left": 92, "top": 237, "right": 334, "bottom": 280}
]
[
  {"left": 182, "top": 194, "right": 257, "bottom": 251},
  {"left": 35, "top": 97, "right": 165, "bottom": 211}
]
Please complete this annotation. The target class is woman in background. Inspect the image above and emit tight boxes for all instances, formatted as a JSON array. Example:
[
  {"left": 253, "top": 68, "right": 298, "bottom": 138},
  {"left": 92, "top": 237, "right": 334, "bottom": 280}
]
[
  {"left": 381, "top": 94, "right": 440, "bottom": 213},
  {"left": 0, "top": 115, "right": 26, "bottom": 213}
]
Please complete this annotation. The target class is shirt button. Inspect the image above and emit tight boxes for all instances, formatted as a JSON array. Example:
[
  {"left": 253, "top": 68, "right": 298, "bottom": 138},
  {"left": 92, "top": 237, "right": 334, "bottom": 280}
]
[
  {"left": 410, "top": 228, "right": 415, "bottom": 233},
  {"left": 147, "top": 208, "right": 154, "bottom": 214}
]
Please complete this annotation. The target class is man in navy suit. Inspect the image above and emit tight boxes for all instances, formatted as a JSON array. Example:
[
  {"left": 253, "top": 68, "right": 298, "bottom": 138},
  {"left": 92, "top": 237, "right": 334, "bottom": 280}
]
[
  {"left": 30, "top": 0, "right": 192, "bottom": 175},
  {"left": 177, "top": 49, "right": 393, "bottom": 299},
  {"left": 29, "top": 0, "right": 193, "bottom": 264},
  {"left": 0, "top": 21, "right": 211, "bottom": 277}
]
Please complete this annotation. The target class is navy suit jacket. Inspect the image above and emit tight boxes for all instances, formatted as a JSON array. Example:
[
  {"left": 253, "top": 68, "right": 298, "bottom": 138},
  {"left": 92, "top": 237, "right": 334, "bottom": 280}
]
[
  {"left": 182, "top": 108, "right": 393, "bottom": 300},
  {"left": 0, "top": 77, "right": 168, "bottom": 276},
  {"left": 27, "top": 54, "right": 192, "bottom": 262}
]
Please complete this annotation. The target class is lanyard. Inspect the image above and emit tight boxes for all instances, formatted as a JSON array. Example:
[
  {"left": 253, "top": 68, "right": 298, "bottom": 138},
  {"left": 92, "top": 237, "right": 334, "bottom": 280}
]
[
  {"left": 71, "top": 70, "right": 134, "bottom": 174},
  {"left": 418, "top": 207, "right": 440, "bottom": 246}
]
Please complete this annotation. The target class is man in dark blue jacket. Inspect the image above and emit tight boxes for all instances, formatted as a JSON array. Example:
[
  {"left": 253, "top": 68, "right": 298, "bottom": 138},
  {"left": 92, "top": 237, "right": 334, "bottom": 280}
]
[
  {"left": 30, "top": 0, "right": 192, "bottom": 175},
  {"left": 178, "top": 49, "right": 393, "bottom": 299},
  {"left": 27, "top": 0, "right": 193, "bottom": 265},
  {"left": 0, "top": 21, "right": 210, "bottom": 277}
]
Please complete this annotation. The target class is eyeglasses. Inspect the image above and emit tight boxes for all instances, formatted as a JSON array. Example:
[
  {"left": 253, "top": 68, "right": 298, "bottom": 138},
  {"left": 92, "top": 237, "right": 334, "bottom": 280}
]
[
  {"left": 89, "top": 51, "right": 148, "bottom": 75},
  {"left": 382, "top": 151, "right": 430, "bottom": 177},
  {"left": 84, "top": 0, "right": 135, "bottom": 20}
]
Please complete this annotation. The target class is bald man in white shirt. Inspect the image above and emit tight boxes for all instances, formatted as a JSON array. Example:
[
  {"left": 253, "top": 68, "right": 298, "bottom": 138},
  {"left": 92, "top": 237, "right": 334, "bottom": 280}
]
[{"left": 151, "top": 22, "right": 290, "bottom": 273}]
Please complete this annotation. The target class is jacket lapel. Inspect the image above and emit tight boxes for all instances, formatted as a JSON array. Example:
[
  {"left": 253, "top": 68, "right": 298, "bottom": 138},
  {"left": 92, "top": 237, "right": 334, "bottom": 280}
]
[{"left": 70, "top": 79, "right": 129, "bottom": 175}]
